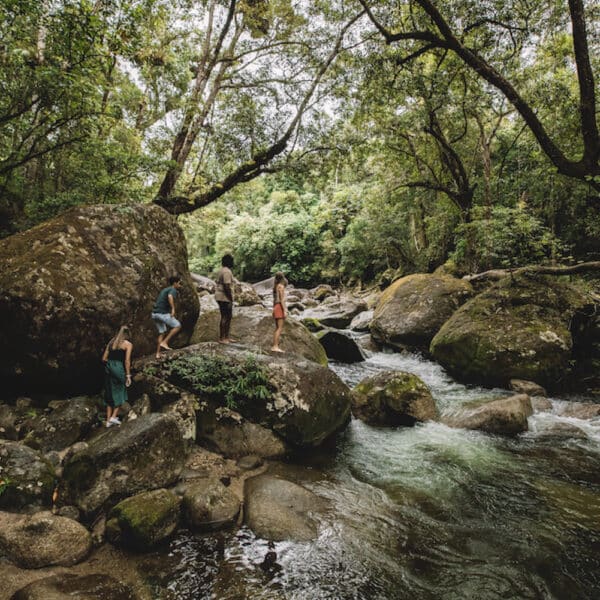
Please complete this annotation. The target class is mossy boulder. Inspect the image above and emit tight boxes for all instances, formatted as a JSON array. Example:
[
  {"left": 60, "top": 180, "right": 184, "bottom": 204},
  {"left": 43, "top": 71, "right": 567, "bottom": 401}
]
[
  {"left": 442, "top": 394, "right": 533, "bottom": 436},
  {"left": 430, "top": 275, "right": 594, "bottom": 389},
  {"left": 182, "top": 478, "right": 241, "bottom": 531},
  {"left": 0, "top": 203, "right": 199, "bottom": 395},
  {"left": 106, "top": 488, "right": 181, "bottom": 550},
  {"left": 370, "top": 273, "right": 474, "bottom": 350},
  {"left": 0, "top": 511, "right": 92, "bottom": 568},
  {"left": 0, "top": 441, "right": 55, "bottom": 510},
  {"left": 190, "top": 305, "right": 327, "bottom": 365},
  {"left": 62, "top": 414, "right": 186, "bottom": 518},
  {"left": 140, "top": 343, "right": 352, "bottom": 448},
  {"left": 352, "top": 371, "right": 438, "bottom": 426}
]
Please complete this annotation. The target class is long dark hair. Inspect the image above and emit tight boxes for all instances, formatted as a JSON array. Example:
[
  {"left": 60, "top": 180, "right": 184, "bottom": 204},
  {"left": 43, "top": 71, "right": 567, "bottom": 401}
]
[{"left": 273, "top": 272, "right": 287, "bottom": 301}]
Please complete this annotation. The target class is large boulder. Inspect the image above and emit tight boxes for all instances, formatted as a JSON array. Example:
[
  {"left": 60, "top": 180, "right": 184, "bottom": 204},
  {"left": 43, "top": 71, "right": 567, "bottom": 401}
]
[
  {"left": 234, "top": 280, "right": 262, "bottom": 306},
  {"left": 106, "top": 488, "right": 181, "bottom": 550},
  {"left": 21, "top": 396, "right": 99, "bottom": 452},
  {"left": 0, "top": 203, "right": 199, "bottom": 395},
  {"left": 315, "top": 329, "right": 366, "bottom": 363},
  {"left": 352, "top": 371, "right": 438, "bottom": 426},
  {"left": 244, "top": 474, "right": 326, "bottom": 542},
  {"left": 141, "top": 343, "right": 352, "bottom": 448},
  {"left": 430, "top": 275, "right": 594, "bottom": 389},
  {"left": 0, "top": 511, "right": 92, "bottom": 568},
  {"left": 62, "top": 413, "right": 186, "bottom": 518},
  {"left": 10, "top": 574, "right": 138, "bottom": 600},
  {"left": 182, "top": 478, "right": 241, "bottom": 531},
  {"left": 370, "top": 273, "right": 473, "bottom": 350},
  {"left": 442, "top": 394, "right": 533, "bottom": 436},
  {"left": 190, "top": 305, "right": 327, "bottom": 365},
  {"left": 190, "top": 272, "right": 216, "bottom": 294},
  {"left": 0, "top": 441, "right": 55, "bottom": 510}
]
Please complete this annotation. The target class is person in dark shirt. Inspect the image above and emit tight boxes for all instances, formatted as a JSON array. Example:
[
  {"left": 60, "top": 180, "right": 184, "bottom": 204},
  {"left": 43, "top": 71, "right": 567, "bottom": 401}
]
[
  {"left": 152, "top": 275, "right": 183, "bottom": 359},
  {"left": 215, "top": 254, "right": 235, "bottom": 343},
  {"left": 102, "top": 325, "right": 133, "bottom": 427}
]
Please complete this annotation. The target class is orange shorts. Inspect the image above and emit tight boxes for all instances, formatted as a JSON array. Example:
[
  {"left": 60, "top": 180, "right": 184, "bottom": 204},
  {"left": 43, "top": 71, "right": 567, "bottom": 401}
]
[{"left": 273, "top": 303, "right": 285, "bottom": 320}]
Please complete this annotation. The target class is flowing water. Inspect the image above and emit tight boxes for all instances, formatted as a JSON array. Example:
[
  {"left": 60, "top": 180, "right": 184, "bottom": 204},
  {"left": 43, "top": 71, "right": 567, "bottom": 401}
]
[{"left": 145, "top": 349, "right": 600, "bottom": 599}]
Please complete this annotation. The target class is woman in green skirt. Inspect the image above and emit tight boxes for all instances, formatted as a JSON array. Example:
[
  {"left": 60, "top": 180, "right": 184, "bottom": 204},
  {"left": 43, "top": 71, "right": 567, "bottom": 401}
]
[{"left": 102, "top": 325, "right": 133, "bottom": 428}]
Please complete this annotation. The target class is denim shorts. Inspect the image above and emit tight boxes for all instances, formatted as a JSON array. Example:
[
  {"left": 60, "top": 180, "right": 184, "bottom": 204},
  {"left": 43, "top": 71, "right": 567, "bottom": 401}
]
[{"left": 152, "top": 312, "right": 181, "bottom": 334}]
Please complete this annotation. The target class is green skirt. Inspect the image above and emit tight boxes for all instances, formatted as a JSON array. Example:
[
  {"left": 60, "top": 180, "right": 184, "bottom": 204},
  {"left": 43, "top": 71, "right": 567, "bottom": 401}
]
[{"left": 104, "top": 359, "right": 127, "bottom": 407}]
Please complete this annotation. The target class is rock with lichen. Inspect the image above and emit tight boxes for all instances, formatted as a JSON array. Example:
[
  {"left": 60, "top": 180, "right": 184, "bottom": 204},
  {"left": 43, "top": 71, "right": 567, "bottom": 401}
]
[
  {"left": 430, "top": 275, "right": 594, "bottom": 389},
  {"left": 0, "top": 203, "right": 199, "bottom": 395},
  {"left": 351, "top": 371, "right": 438, "bottom": 426}
]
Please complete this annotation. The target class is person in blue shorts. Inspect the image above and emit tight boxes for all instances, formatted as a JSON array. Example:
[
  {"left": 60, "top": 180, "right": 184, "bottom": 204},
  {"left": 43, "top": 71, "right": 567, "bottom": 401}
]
[{"left": 152, "top": 275, "right": 183, "bottom": 358}]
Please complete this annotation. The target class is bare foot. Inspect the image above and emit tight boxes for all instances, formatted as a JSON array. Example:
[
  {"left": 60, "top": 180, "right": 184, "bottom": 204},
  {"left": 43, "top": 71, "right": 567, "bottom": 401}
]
[
  {"left": 155, "top": 353, "right": 160, "bottom": 359},
  {"left": 270, "top": 347, "right": 285, "bottom": 353},
  {"left": 226, "top": 338, "right": 238, "bottom": 343},
  {"left": 219, "top": 339, "right": 230, "bottom": 344},
  {"left": 159, "top": 342, "right": 172, "bottom": 351}
]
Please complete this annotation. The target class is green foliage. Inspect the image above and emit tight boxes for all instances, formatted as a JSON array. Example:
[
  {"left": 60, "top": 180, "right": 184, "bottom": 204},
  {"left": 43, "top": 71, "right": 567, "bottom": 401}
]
[
  {"left": 451, "top": 205, "right": 567, "bottom": 273},
  {"left": 0, "top": 477, "right": 10, "bottom": 497},
  {"left": 156, "top": 354, "right": 272, "bottom": 410}
]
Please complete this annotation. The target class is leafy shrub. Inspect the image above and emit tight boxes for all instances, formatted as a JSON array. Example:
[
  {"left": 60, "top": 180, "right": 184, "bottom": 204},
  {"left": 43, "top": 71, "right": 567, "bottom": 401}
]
[{"left": 153, "top": 354, "right": 272, "bottom": 410}]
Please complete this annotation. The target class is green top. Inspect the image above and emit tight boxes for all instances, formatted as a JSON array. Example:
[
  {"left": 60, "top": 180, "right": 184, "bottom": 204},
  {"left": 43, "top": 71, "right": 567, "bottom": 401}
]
[{"left": 153, "top": 286, "right": 178, "bottom": 314}]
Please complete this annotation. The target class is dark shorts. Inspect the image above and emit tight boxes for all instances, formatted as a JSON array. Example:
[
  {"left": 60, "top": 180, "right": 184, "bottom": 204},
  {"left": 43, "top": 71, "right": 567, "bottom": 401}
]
[{"left": 218, "top": 301, "right": 232, "bottom": 319}]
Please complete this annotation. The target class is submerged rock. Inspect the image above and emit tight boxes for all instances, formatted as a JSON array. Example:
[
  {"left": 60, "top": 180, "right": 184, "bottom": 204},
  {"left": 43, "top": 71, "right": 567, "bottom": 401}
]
[
  {"left": 244, "top": 474, "right": 327, "bottom": 541},
  {"left": 0, "top": 511, "right": 91, "bottom": 568},
  {"left": 442, "top": 394, "right": 533, "bottom": 436},
  {"left": 106, "top": 488, "right": 181, "bottom": 550},
  {"left": 182, "top": 477, "right": 241, "bottom": 531},
  {"left": 190, "top": 305, "right": 327, "bottom": 365},
  {"left": 10, "top": 574, "right": 138, "bottom": 600},
  {"left": 352, "top": 371, "right": 438, "bottom": 426},
  {"left": 370, "top": 273, "right": 473, "bottom": 350},
  {"left": 430, "top": 275, "right": 594, "bottom": 389},
  {"left": 0, "top": 440, "right": 55, "bottom": 510},
  {"left": 62, "top": 413, "right": 186, "bottom": 518},
  {"left": 0, "top": 203, "right": 199, "bottom": 395},
  {"left": 315, "top": 329, "right": 366, "bottom": 363}
]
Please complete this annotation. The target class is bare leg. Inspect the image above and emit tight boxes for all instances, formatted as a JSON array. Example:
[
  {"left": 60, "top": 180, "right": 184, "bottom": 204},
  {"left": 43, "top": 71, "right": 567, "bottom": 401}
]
[
  {"left": 220, "top": 313, "right": 233, "bottom": 342},
  {"left": 106, "top": 406, "right": 113, "bottom": 422},
  {"left": 161, "top": 326, "right": 181, "bottom": 349},
  {"left": 271, "top": 319, "right": 285, "bottom": 352},
  {"left": 156, "top": 333, "right": 165, "bottom": 359}
]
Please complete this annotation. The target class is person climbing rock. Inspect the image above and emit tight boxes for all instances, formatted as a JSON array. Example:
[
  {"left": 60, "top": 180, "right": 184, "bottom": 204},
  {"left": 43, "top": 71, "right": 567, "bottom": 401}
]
[
  {"left": 102, "top": 325, "right": 133, "bottom": 427},
  {"left": 152, "top": 275, "right": 183, "bottom": 358}
]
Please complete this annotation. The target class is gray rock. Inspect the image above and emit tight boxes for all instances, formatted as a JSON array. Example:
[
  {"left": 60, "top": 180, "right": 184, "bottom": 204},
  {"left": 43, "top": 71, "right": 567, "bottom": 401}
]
[
  {"left": 509, "top": 379, "right": 547, "bottom": 397},
  {"left": 531, "top": 397, "right": 553, "bottom": 412},
  {"left": 0, "top": 511, "right": 91, "bottom": 568},
  {"left": 0, "top": 404, "right": 19, "bottom": 441},
  {"left": 10, "top": 574, "right": 138, "bottom": 600},
  {"left": 537, "top": 422, "right": 587, "bottom": 440},
  {"left": 62, "top": 413, "right": 186, "bottom": 518},
  {"left": 315, "top": 329, "right": 366, "bottom": 363},
  {"left": 237, "top": 455, "right": 264, "bottom": 470},
  {"left": 182, "top": 478, "right": 241, "bottom": 530},
  {"left": 21, "top": 396, "right": 99, "bottom": 452},
  {"left": 106, "top": 488, "right": 181, "bottom": 550},
  {"left": 302, "top": 297, "right": 368, "bottom": 329},
  {"left": 234, "top": 280, "right": 262, "bottom": 306},
  {"left": 556, "top": 401, "right": 600, "bottom": 419},
  {"left": 349, "top": 309, "right": 374, "bottom": 332},
  {"left": 0, "top": 440, "right": 55, "bottom": 510},
  {"left": 190, "top": 272, "right": 216, "bottom": 294},
  {"left": 57, "top": 505, "right": 81, "bottom": 520},
  {"left": 244, "top": 474, "right": 326, "bottom": 542},
  {"left": 199, "top": 414, "right": 288, "bottom": 459},
  {"left": 352, "top": 371, "right": 438, "bottom": 426},
  {"left": 442, "top": 394, "right": 533, "bottom": 436},
  {"left": 309, "top": 284, "right": 336, "bottom": 302},
  {"left": 0, "top": 203, "right": 199, "bottom": 395}
]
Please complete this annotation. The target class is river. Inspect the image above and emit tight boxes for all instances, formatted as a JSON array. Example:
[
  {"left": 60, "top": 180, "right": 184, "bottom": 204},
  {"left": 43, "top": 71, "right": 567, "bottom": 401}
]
[{"left": 141, "top": 349, "right": 600, "bottom": 599}]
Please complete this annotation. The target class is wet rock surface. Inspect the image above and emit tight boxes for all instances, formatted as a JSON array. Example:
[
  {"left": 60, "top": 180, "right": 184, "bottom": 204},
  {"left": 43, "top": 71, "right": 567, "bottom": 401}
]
[
  {"left": 182, "top": 477, "right": 241, "bottom": 531},
  {"left": 315, "top": 329, "right": 366, "bottom": 363}
]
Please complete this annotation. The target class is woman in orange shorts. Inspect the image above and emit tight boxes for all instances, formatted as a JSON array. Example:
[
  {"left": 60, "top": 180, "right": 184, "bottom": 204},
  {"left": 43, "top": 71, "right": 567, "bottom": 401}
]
[{"left": 271, "top": 272, "right": 287, "bottom": 352}]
